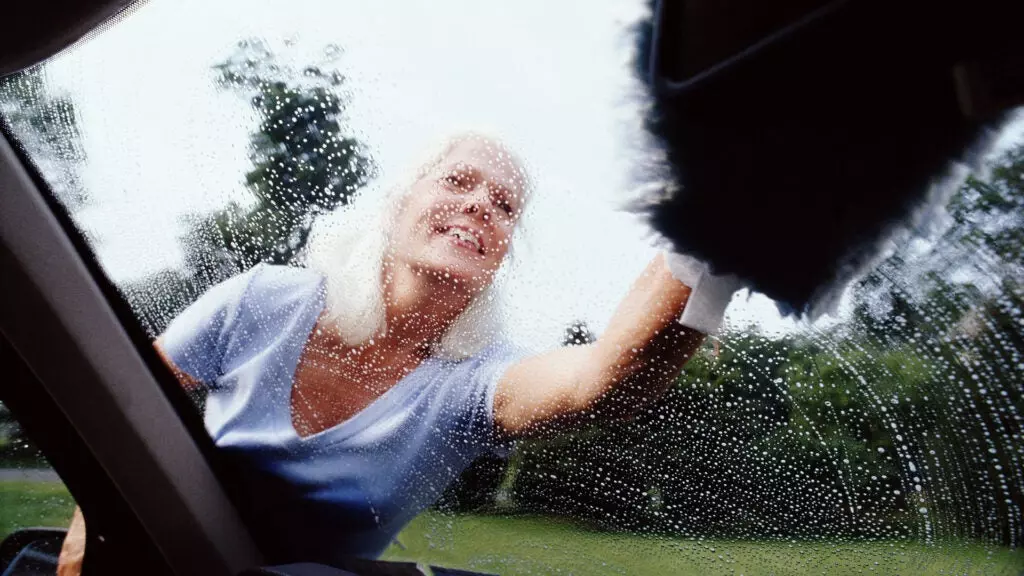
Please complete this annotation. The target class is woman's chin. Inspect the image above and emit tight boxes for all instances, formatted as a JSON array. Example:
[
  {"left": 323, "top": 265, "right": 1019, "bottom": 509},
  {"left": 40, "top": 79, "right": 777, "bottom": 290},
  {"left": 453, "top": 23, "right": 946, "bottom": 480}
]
[
  {"left": 413, "top": 247, "right": 490, "bottom": 277},
  {"left": 417, "top": 261, "right": 494, "bottom": 293}
]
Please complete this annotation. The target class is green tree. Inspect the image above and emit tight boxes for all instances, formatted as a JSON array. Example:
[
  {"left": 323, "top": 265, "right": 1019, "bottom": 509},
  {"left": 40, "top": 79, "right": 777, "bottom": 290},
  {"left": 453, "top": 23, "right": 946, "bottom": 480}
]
[
  {"left": 562, "top": 321, "right": 596, "bottom": 346},
  {"left": 505, "top": 144, "right": 1024, "bottom": 545},
  {"left": 840, "top": 148, "right": 1024, "bottom": 544},
  {"left": 0, "top": 67, "right": 87, "bottom": 210},
  {"left": 947, "top": 146, "right": 1024, "bottom": 279},
  {"left": 192, "top": 39, "right": 375, "bottom": 280},
  {"left": 124, "top": 39, "right": 375, "bottom": 335}
]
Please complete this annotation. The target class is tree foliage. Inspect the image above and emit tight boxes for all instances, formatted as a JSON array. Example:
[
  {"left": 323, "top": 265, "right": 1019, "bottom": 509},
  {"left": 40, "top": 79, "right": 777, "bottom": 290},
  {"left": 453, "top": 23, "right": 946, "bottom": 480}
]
[
  {"left": 124, "top": 40, "right": 374, "bottom": 335},
  {"left": 0, "top": 67, "right": 87, "bottom": 210},
  {"left": 451, "top": 146, "right": 1024, "bottom": 546},
  {"left": 196, "top": 39, "right": 375, "bottom": 277},
  {"left": 562, "top": 321, "right": 596, "bottom": 347}
]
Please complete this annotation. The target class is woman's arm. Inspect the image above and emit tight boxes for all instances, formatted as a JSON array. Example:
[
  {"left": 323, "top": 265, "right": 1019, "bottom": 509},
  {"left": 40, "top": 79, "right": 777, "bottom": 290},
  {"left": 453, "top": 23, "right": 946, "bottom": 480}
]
[
  {"left": 494, "top": 253, "right": 706, "bottom": 437},
  {"left": 153, "top": 338, "right": 203, "bottom": 390},
  {"left": 56, "top": 507, "right": 86, "bottom": 576}
]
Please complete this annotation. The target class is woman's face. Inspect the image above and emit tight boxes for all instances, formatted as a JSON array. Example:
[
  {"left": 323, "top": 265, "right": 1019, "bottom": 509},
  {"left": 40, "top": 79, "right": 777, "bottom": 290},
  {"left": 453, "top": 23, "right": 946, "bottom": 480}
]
[{"left": 391, "top": 138, "right": 528, "bottom": 294}]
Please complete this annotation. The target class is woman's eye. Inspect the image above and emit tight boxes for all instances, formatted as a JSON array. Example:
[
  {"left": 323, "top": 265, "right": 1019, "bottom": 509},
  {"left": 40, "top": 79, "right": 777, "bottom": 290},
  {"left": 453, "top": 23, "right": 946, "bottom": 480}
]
[
  {"left": 487, "top": 188, "right": 516, "bottom": 215},
  {"left": 489, "top": 191, "right": 514, "bottom": 216},
  {"left": 441, "top": 172, "right": 470, "bottom": 190}
]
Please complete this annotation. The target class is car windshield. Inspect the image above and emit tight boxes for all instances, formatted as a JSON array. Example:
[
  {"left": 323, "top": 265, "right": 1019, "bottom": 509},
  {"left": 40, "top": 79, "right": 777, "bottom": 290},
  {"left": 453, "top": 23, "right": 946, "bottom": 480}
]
[{"left": 1, "top": 1, "right": 1022, "bottom": 574}]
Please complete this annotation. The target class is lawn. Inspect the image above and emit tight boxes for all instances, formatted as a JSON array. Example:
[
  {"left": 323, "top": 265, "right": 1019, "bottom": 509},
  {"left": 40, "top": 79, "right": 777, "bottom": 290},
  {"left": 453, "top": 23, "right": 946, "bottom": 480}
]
[
  {"left": 385, "top": 512, "right": 1024, "bottom": 576},
  {"left": 0, "top": 480, "right": 75, "bottom": 540},
  {"left": 0, "top": 481, "right": 1020, "bottom": 575}
]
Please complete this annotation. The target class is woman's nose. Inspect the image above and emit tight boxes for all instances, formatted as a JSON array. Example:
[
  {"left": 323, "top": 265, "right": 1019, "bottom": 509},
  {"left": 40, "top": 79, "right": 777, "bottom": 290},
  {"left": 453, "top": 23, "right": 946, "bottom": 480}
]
[
  {"left": 462, "top": 202, "right": 492, "bottom": 223},
  {"left": 460, "top": 187, "right": 493, "bottom": 220}
]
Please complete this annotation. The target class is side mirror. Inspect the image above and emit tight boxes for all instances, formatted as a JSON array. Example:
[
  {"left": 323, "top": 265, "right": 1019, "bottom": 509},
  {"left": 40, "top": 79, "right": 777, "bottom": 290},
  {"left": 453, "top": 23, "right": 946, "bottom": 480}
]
[{"left": 0, "top": 528, "right": 67, "bottom": 576}]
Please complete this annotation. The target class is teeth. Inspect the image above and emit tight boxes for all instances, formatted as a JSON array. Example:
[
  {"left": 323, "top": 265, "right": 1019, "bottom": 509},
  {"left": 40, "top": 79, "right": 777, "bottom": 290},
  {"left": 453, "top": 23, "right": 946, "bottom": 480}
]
[{"left": 447, "top": 227, "right": 481, "bottom": 251}]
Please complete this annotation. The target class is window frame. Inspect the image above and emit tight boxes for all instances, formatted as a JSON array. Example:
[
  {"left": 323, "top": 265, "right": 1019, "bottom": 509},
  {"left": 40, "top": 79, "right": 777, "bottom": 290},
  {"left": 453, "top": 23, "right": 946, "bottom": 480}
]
[
  {"left": 0, "top": 335, "right": 171, "bottom": 574},
  {"left": 0, "top": 125, "right": 262, "bottom": 574}
]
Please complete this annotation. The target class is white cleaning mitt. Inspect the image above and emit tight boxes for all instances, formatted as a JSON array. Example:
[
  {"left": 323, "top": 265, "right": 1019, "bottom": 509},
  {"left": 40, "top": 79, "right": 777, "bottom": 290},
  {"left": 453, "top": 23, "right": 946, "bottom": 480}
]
[{"left": 663, "top": 250, "right": 742, "bottom": 335}]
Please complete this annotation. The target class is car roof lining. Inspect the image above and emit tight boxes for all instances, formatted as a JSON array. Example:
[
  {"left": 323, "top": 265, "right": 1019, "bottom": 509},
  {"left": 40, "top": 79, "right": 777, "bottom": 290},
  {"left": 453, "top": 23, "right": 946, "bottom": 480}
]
[{"left": 0, "top": 0, "right": 140, "bottom": 79}]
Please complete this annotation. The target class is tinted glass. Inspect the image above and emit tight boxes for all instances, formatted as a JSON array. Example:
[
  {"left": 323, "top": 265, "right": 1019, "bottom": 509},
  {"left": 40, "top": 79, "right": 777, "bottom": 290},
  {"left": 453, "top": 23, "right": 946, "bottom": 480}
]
[{"left": 1, "top": 1, "right": 1021, "bottom": 574}]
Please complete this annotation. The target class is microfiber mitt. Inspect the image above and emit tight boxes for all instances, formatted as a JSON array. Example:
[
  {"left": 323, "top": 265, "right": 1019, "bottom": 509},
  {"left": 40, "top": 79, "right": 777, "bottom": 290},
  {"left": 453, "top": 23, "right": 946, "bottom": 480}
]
[{"left": 635, "top": 0, "right": 1023, "bottom": 318}]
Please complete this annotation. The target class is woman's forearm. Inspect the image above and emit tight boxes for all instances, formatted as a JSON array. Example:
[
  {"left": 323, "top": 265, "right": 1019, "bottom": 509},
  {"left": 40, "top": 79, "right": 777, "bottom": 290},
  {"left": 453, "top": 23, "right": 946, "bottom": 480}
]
[
  {"left": 496, "top": 254, "right": 706, "bottom": 436},
  {"left": 576, "top": 253, "right": 705, "bottom": 419}
]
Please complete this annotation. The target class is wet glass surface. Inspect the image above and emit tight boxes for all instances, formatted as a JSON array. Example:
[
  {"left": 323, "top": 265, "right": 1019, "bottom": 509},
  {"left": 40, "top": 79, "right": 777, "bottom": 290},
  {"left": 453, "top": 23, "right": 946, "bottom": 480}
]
[{"left": 1, "top": 1, "right": 1022, "bottom": 573}]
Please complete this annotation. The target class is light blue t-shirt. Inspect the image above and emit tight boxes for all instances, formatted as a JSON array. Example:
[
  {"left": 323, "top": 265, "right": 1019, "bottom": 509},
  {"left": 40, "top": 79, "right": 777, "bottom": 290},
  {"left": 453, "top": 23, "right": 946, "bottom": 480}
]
[{"left": 160, "top": 264, "right": 521, "bottom": 563}]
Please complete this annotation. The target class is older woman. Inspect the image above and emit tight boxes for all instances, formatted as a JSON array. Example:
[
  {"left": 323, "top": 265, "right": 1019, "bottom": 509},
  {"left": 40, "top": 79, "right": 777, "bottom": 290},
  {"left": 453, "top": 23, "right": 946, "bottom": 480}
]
[{"left": 61, "top": 133, "right": 714, "bottom": 569}]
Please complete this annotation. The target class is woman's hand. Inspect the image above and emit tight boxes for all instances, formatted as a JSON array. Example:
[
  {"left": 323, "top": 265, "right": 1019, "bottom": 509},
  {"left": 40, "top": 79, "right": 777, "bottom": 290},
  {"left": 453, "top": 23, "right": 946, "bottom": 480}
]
[
  {"left": 494, "top": 253, "right": 706, "bottom": 436},
  {"left": 57, "top": 506, "right": 86, "bottom": 576}
]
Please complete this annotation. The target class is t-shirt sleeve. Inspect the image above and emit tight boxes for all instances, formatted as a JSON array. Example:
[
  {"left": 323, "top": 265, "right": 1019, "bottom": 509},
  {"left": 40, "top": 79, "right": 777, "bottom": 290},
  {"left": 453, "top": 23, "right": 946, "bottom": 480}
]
[
  {"left": 450, "top": 344, "right": 527, "bottom": 458},
  {"left": 157, "top": 268, "right": 257, "bottom": 385}
]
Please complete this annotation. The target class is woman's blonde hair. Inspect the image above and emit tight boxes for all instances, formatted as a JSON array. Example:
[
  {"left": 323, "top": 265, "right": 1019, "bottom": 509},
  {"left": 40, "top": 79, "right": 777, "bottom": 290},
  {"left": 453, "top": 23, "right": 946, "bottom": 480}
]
[{"left": 306, "top": 132, "right": 531, "bottom": 360}]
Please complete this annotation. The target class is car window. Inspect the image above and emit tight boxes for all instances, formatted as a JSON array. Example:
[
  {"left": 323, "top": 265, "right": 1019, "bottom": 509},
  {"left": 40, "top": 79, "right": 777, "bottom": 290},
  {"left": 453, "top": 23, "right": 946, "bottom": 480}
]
[
  {"left": 0, "top": 401, "right": 82, "bottom": 573},
  {"left": 0, "top": 403, "right": 76, "bottom": 541},
  {"left": 1, "top": 1, "right": 1022, "bottom": 574}
]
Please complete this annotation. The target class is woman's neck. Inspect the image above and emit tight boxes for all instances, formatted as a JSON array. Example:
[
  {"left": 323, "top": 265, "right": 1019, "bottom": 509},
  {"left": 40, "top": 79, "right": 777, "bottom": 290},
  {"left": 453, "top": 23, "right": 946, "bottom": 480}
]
[{"left": 381, "top": 260, "right": 472, "bottom": 352}]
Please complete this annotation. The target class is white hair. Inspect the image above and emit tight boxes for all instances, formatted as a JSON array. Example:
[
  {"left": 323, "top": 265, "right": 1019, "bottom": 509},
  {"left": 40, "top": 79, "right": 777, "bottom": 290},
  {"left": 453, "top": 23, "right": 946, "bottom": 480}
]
[{"left": 305, "top": 133, "right": 530, "bottom": 360}]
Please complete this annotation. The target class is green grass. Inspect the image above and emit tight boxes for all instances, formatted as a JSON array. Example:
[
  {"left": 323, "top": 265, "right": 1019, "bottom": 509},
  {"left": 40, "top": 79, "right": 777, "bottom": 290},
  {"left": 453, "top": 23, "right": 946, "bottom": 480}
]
[
  {"left": 1, "top": 481, "right": 1020, "bottom": 575},
  {"left": 0, "top": 481, "right": 75, "bottom": 540},
  {"left": 384, "top": 512, "right": 1024, "bottom": 576}
]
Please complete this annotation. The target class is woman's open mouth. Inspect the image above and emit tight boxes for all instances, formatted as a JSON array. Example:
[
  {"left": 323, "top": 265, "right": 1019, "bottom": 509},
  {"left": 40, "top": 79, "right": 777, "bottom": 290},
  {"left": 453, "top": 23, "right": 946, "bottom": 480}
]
[{"left": 435, "top": 225, "right": 485, "bottom": 255}]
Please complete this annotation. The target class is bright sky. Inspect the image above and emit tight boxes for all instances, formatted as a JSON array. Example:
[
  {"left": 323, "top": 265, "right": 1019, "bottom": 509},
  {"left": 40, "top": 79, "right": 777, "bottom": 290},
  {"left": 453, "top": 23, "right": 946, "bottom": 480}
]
[{"left": 34, "top": 0, "right": 1023, "bottom": 348}]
